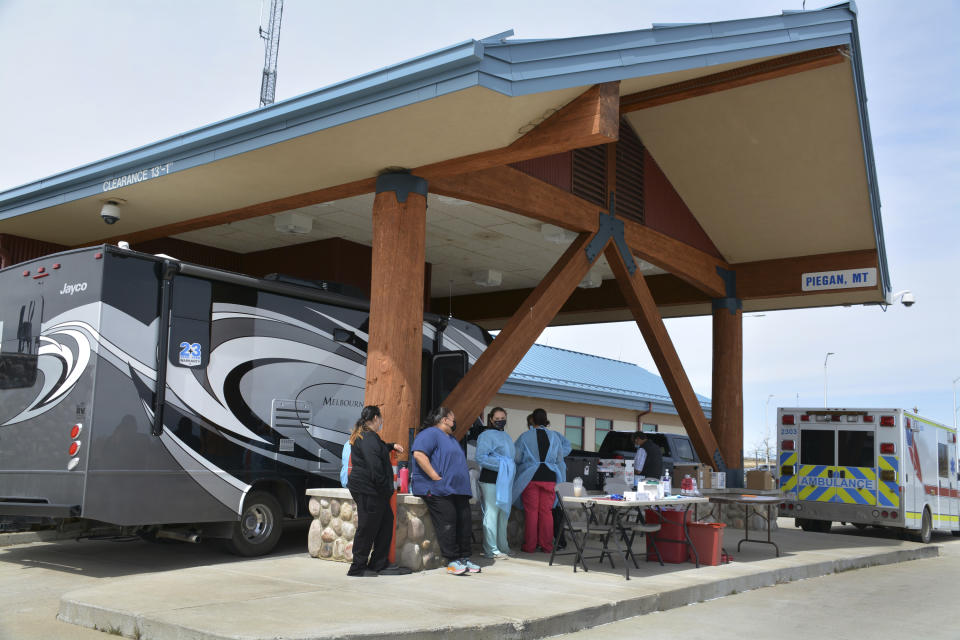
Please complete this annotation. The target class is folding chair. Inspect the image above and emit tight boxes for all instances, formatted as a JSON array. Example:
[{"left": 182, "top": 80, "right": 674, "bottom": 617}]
[{"left": 550, "top": 484, "right": 616, "bottom": 573}]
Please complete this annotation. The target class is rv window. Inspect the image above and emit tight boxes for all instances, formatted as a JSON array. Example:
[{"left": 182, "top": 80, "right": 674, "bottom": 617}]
[
  {"left": 430, "top": 351, "right": 468, "bottom": 409},
  {"left": 837, "top": 430, "right": 874, "bottom": 468},
  {"left": 800, "top": 430, "right": 834, "bottom": 466},
  {"left": 939, "top": 443, "right": 949, "bottom": 478},
  {"left": 0, "top": 302, "right": 41, "bottom": 389}
]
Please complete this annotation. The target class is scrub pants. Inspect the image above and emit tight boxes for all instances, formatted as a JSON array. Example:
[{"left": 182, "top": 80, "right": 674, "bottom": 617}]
[
  {"left": 423, "top": 494, "right": 472, "bottom": 562},
  {"left": 479, "top": 481, "right": 510, "bottom": 556},
  {"left": 348, "top": 491, "right": 393, "bottom": 575},
  {"left": 521, "top": 480, "right": 555, "bottom": 553}
]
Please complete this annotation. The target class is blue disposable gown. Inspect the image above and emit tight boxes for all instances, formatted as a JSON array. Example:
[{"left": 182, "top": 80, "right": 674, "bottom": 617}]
[
  {"left": 474, "top": 429, "right": 517, "bottom": 515},
  {"left": 512, "top": 427, "right": 572, "bottom": 506}
]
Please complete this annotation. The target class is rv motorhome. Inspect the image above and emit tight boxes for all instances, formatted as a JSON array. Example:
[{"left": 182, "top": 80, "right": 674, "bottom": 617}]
[{"left": 0, "top": 245, "right": 489, "bottom": 555}]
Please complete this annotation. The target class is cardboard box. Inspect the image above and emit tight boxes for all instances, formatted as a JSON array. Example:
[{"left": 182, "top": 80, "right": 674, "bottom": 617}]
[
  {"left": 746, "top": 470, "right": 775, "bottom": 491},
  {"left": 672, "top": 463, "right": 712, "bottom": 490}
]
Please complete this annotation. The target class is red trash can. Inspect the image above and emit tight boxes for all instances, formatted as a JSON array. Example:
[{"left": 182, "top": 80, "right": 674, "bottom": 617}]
[
  {"left": 686, "top": 521, "right": 726, "bottom": 566},
  {"left": 644, "top": 508, "right": 691, "bottom": 564}
]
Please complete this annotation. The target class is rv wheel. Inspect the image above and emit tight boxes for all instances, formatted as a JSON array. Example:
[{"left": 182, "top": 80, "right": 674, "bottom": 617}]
[
  {"left": 224, "top": 491, "right": 283, "bottom": 557},
  {"left": 916, "top": 508, "right": 932, "bottom": 544}
]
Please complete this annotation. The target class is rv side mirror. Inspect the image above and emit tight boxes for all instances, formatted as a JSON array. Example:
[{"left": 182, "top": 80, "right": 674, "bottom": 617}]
[{"left": 333, "top": 328, "right": 353, "bottom": 343}]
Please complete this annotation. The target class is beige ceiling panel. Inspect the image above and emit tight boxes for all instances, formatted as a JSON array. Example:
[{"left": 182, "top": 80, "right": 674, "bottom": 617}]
[
  {"left": 1, "top": 85, "right": 584, "bottom": 245},
  {"left": 625, "top": 62, "right": 875, "bottom": 264}
]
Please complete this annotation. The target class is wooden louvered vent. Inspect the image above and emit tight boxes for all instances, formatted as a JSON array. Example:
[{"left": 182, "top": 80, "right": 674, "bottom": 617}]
[
  {"left": 615, "top": 120, "right": 644, "bottom": 225},
  {"left": 571, "top": 145, "right": 606, "bottom": 208},
  {"left": 571, "top": 119, "right": 645, "bottom": 223}
]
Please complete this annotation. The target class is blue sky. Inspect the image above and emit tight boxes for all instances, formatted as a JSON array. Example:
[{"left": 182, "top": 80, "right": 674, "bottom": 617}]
[{"left": 1, "top": 1, "right": 958, "bottom": 452}]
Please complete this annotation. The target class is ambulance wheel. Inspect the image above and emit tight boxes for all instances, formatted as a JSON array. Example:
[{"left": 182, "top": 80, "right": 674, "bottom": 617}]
[
  {"left": 798, "top": 518, "right": 815, "bottom": 532},
  {"left": 852, "top": 523, "right": 868, "bottom": 530},
  {"left": 916, "top": 508, "right": 932, "bottom": 544},
  {"left": 224, "top": 491, "right": 283, "bottom": 557},
  {"left": 814, "top": 520, "right": 832, "bottom": 533}
]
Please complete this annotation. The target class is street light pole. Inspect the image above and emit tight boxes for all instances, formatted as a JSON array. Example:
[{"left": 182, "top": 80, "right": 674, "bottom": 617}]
[
  {"left": 824, "top": 352, "right": 835, "bottom": 408},
  {"left": 953, "top": 376, "right": 960, "bottom": 430}
]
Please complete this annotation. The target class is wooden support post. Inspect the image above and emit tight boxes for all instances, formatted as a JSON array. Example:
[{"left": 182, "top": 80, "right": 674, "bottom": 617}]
[
  {"left": 444, "top": 232, "right": 608, "bottom": 440},
  {"left": 712, "top": 301, "right": 743, "bottom": 485},
  {"left": 364, "top": 172, "right": 428, "bottom": 458},
  {"left": 605, "top": 243, "right": 725, "bottom": 471}
]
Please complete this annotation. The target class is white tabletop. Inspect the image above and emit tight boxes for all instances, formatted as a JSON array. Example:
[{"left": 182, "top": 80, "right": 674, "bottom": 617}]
[{"left": 562, "top": 495, "right": 708, "bottom": 508}]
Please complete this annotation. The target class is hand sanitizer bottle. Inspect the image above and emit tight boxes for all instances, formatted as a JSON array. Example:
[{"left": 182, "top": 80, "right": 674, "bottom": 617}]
[{"left": 662, "top": 468, "right": 671, "bottom": 497}]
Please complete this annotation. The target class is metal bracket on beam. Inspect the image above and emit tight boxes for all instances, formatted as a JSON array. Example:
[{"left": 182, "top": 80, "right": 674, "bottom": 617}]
[
  {"left": 712, "top": 448, "right": 727, "bottom": 472},
  {"left": 711, "top": 266, "right": 741, "bottom": 315},
  {"left": 375, "top": 171, "right": 429, "bottom": 203},
  {"left": 585, "top": 193, "right": 637, "bottom": 274}
]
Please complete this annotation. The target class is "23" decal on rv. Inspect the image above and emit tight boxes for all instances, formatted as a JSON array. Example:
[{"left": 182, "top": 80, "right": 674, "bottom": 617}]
[{"left": 178, "top": 342, "right": 202, "bottom": 367}]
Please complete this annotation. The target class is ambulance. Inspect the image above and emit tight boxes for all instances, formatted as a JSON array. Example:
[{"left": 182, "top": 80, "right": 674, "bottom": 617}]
[{"left": 777, "top": 408, "right": 959, "bottom": 543}]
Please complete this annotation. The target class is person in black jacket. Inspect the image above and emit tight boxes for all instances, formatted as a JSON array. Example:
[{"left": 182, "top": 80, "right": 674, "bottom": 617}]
[{"left": 346, "top": 405, "right": 410, "bottom": 577}]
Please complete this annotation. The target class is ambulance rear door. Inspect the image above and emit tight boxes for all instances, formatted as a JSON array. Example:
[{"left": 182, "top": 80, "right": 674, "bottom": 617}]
[
  {"left": 833, "top": 417, "right": 878, "bottom": 507},
  {"left": 797, "top": 419, "right": 836, "bottom": 504}
]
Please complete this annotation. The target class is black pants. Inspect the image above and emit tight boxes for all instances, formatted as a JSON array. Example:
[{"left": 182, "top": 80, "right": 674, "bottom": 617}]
[
  {"left": 349, "top": 491, "right": 393, "bottom": 574},
  {"left": 423, "top": 494, "right": 472, "bottom": 562}
]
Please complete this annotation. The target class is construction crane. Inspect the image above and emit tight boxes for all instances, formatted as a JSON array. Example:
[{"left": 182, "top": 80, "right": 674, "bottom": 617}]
[{"left": 258, "top": 0, "right": 284, "bottom": 107}]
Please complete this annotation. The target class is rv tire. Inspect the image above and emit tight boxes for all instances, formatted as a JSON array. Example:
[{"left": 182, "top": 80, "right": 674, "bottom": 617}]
[
  {"left": 224, "top": 491, "right": 283, "bottom": 557},
  {"left": 916, "top": 508, "right": 932, "bottom": 544}
]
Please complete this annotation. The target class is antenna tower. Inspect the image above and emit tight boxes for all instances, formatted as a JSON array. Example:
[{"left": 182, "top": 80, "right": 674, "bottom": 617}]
[{"left": 258, "top": 0, "right": 284, "bottom": 107}]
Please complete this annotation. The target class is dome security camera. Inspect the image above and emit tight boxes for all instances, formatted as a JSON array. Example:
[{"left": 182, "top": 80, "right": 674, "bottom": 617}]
[
  {"left": 900, "top": 292, "right": 915, "bottom": 307},
  {"left": 101, "top": 200, "right": 121, "bottom": 225}
]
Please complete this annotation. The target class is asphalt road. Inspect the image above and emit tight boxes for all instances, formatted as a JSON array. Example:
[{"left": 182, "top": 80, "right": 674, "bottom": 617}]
[{"left": 557, "top": 525, "right": 960, "bottom": 640}]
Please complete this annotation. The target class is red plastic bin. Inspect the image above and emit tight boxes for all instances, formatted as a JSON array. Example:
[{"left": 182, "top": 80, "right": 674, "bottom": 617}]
[
  {"left": 644, "top": 508, "right": 692, "bottom": 564},
  {"left": 686, "top": 521, "right": 726, "bottom": 566}
]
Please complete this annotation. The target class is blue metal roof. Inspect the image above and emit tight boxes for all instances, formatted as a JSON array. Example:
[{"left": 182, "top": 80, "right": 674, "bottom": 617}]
[{"left": 500, "top": 344, "right": 711, "bottom": 418}]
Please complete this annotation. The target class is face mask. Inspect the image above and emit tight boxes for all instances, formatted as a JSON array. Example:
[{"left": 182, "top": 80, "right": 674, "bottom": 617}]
[{"left": 493, "top": 419, "right": 506, "bottom": 429}]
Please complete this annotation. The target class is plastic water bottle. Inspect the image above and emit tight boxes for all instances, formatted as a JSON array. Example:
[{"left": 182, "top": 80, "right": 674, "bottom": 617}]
[{"left": 662, "top": 468, "right": 671, "bottom": 497}]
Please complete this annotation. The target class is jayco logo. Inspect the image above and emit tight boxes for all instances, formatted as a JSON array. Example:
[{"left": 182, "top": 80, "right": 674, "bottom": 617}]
[{"left": 59, "top": 282, "right": 88, "bottom": 296}]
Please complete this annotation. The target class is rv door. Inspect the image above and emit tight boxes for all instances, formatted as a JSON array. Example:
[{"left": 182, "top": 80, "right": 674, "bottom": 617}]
[{"left": 429, "top": 351, "right": 468, "bottom": 411}]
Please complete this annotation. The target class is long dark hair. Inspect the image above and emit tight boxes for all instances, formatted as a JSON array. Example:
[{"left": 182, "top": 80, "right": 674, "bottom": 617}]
[
  {"left": 486, "top": 406, "right": 506, "bottom": 428},
  {"left": 349, "top": 405, "right": 382, "bottom": 445}
]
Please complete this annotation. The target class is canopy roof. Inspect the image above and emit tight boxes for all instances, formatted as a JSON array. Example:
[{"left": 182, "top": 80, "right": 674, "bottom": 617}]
[{"left": 0, "top": 2, "right": 888, "bottom": 324}]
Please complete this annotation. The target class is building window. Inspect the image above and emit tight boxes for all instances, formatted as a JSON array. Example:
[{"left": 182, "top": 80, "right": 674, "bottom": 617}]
[
  {"left": 565, "top": 415, "right": 584, "bottom": 448},
  {"left": 642, "top": 423, "right": 658, "bottom": 433},
  {"left": 595, "top": 418, "right": 612, "bottom": 450}
]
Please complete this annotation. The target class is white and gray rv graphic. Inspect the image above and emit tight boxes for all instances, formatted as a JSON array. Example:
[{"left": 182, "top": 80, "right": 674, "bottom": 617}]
[{"left": 2, "top": 296, "right": 484, "bottom": 517}]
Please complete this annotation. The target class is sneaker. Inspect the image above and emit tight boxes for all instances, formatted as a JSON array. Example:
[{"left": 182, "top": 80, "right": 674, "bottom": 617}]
[
  {"left": 461, "top": 558, "right": 481, "bottom": 573},
  {"left": 446, "top": 560, "right": 468, "bottom": 576},
  {"left": 492, "top": 552, "right": 509, "bottom": 560}
]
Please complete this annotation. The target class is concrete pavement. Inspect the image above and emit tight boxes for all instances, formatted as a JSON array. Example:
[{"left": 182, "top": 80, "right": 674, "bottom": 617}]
[{"left": 29, "top": 520, "right": 940, "bottom": 640}]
